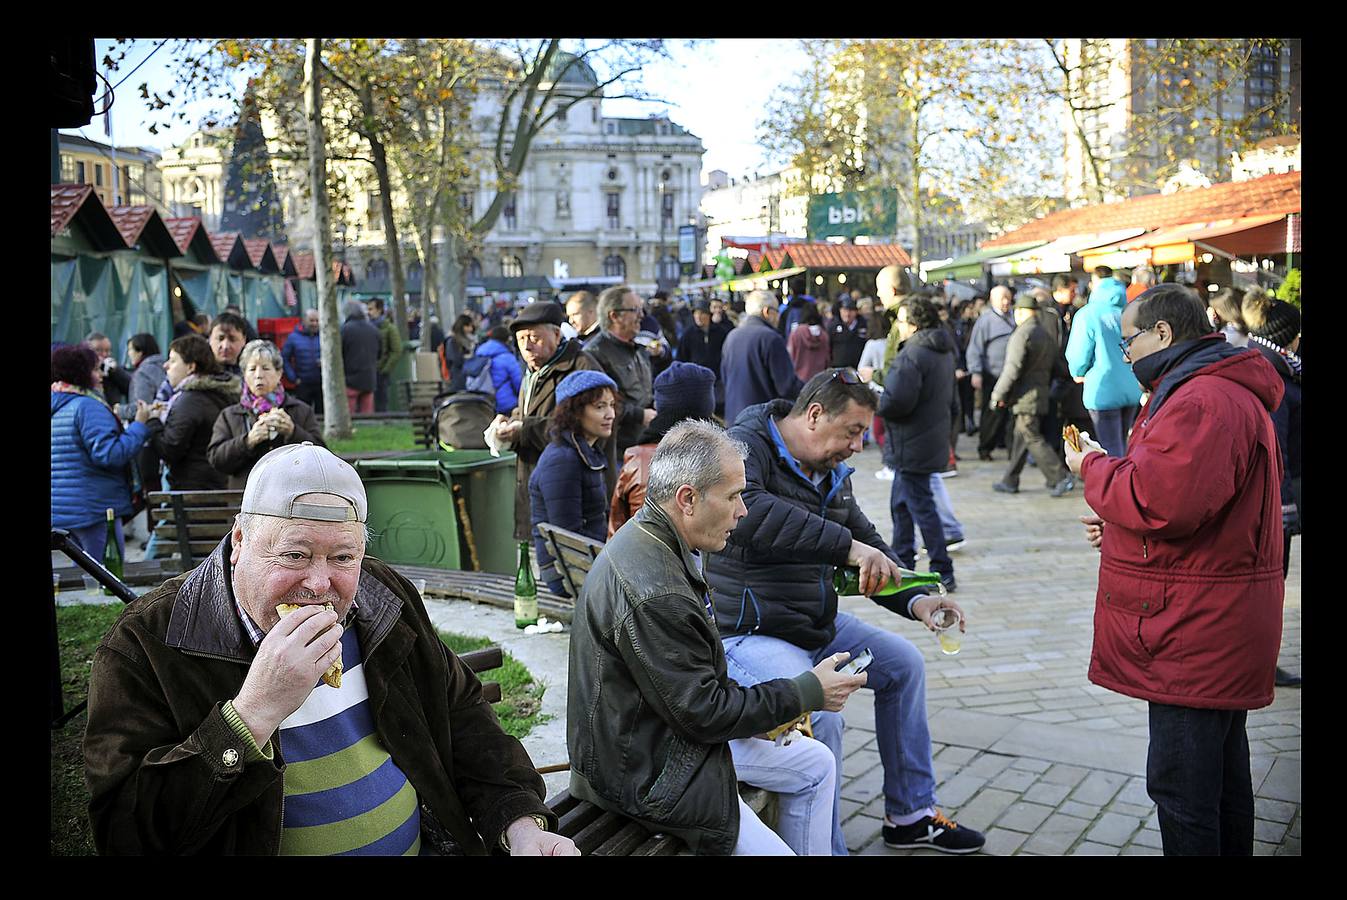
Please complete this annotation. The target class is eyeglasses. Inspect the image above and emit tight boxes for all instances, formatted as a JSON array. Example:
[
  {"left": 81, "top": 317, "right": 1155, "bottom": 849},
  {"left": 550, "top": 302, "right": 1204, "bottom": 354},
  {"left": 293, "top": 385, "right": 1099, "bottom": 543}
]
[
  {"left": 800, "top": 367, "right": 862, "bottom": 409},
  {"left": 616, "top": 307, "right": 643, "bottom": 315},
  {"left": 1118, "top": 326, "right": 1153, "bottom": 360}
]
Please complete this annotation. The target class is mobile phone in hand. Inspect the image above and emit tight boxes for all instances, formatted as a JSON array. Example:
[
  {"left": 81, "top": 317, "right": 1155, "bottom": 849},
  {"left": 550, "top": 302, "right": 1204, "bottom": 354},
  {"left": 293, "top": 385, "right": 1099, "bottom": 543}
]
[{"left": 838, "top": 648, "right": 874, "bottom": 676}]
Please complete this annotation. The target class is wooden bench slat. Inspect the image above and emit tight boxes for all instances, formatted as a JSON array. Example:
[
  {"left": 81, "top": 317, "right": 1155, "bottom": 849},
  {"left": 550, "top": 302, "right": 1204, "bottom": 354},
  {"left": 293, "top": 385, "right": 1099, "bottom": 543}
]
[
  {"left": 557, "top": 801, "right": 608, "bottom": 839},
  {"left": 594, "top": 820, "right": 658, "bottom": 856},
  {"left": 458, "top": 646, "right": 503, "bottom": 674},
  {"left": 631, "top": 835, "right": 682, "bottom": 856},
  {"left": 147, "top": 491, "right": 244, "bottom": 505},
  {"left": 152, "top": 523, "right": 233, "bottom": 540},
  {"left": 573, "top": 813, "right": 634, "bottom": 855},
  {"left": 149, "top": 507, "right": 240, "bottom": 524}
]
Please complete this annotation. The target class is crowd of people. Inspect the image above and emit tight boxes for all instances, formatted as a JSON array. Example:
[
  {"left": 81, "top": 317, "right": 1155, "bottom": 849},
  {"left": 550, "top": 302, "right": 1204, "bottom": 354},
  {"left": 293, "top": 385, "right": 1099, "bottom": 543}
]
[{"left": 58, "top": 262, "right": 1300, "bottom": 857}]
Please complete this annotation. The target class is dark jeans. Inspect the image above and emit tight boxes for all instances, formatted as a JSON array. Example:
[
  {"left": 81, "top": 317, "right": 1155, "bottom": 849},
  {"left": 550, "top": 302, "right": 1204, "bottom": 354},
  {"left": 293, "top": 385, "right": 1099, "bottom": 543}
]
[
  {"left": 1088, "top": 405, "right": 1138, "bottom": 458},
  {"left": 1004, "top": 412, "right": 1068, "bottom": 488},
  {"left": 890, "top": 471, "right": 952, "bottom": 578},
  {"left": 978, "top": 377, "right": 1009, "bottom": 455},
  {"left": 958, "top": 377, "right": 976, "bottom": 432},
  {"left": 374, "top": 371, "right": 391, "bottom": 412},
  {"left": 1147, "top": 703, "right": 1254, "bottom": 856},
  {"left": 292, "top": 379, "right": 323, "bottom": 416}
]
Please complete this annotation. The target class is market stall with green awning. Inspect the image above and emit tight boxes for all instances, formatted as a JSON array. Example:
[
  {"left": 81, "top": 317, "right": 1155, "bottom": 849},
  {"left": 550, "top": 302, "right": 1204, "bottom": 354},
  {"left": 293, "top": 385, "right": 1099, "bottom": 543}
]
[{"left": 925, "top": 242, "right": 1048, "bottom": 280}]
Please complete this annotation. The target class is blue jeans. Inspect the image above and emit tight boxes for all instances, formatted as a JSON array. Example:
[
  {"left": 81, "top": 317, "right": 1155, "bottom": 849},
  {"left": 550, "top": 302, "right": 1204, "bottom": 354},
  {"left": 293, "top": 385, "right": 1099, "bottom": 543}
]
[
  {"left": 723, "top": 612, "right": 938, "bottom": 855},
  {"left": 1146, "top": 703, "right": 1254, "bottom": 856},
  {"left": 891, "top": 471, "right": 952, "bottom": 578},
  {"left": 1088, "top": 406, "right": 1138, "bottom": 458},
  {"left": 730, "top": 735, "right": 836, "bottom": 855},
  {"left": 909, "top": 474, "right": 964, "bottom": 546}
]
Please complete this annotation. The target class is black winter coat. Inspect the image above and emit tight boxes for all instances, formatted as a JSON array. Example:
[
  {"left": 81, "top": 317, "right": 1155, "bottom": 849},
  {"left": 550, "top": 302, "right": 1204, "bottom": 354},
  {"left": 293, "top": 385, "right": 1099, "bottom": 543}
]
[
  {"left": 146, "top": 374, "right": 241, "bottom": 490},
  {"left": 341, "top": 315, "right": 381, "bottom": 393},
  {"left": 706, "top": 400, "right": 913, "bottom": 651},
  {"left": 585, "top": 331, "right": 653, "bottom": 454},
  {"left": 878, "top": 327, "right": 959, "bottom": 474}
]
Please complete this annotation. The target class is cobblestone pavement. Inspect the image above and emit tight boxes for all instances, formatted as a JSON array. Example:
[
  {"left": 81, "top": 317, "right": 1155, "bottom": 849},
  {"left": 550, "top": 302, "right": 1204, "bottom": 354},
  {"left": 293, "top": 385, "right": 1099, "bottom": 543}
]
[{"left": 839, "top": 438, "right": 1301, "bottom": 856}]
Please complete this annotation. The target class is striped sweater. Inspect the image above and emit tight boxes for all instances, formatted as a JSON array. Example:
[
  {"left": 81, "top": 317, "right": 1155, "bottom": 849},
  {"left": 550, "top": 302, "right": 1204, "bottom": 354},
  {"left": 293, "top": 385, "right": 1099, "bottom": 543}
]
[{"left": 277, "top": 626, "right": 422, "bottom": 855}]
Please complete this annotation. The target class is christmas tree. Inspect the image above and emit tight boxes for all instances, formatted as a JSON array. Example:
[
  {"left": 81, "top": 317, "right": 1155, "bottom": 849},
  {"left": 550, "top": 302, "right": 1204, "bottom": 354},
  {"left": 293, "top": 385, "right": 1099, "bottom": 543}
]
[{"left": 220, "top": 82, "right": 286, "bottom": 241}]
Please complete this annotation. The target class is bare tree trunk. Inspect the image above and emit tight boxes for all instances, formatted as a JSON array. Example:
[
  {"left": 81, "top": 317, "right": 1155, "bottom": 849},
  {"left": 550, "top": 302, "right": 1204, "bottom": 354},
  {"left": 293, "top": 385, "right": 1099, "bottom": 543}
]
[
  {"left": 305, "top": 38, "right": 352, "bottom": 439},
  {"left": 368, "top": 127, "right": 407, "bottom": 342},
  {"left": 413, "top": 215, "right": 437, "bottom": 351}
]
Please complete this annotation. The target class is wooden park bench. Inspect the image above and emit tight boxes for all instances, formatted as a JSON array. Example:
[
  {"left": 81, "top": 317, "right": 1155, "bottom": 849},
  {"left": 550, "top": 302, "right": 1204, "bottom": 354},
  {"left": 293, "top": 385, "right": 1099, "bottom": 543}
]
[
  {"left": 146, "top": 488, "right": 243, "bottom": 569},
  {"left": 404, "top": 380, "right": 447, "bottom": 449},
  {"left": 535, "top": 522, "right": 605, "bottom": 600}
]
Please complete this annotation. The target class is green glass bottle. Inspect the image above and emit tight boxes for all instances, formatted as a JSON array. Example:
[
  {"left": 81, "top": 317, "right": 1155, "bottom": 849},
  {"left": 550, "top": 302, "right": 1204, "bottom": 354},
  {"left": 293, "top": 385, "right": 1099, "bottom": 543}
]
[
  {"left": 832, "top": 565, "right": 944, "bottom": 599},
  {"left": 514, "top": 541, "right": 538, "bottom": 629},
  {"left": 101, "top": 508, "right": 123, "bottom": 595}
]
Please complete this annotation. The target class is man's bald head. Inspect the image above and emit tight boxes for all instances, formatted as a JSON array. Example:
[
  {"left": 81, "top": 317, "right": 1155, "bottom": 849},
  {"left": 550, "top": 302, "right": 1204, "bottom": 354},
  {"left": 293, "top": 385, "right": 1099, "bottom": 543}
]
[
  {"left": 876, "top": 266, "right": 905, "bottom": 309},
  {"left": 990, "top": 285, "right": 1013, "bottom": 314}
]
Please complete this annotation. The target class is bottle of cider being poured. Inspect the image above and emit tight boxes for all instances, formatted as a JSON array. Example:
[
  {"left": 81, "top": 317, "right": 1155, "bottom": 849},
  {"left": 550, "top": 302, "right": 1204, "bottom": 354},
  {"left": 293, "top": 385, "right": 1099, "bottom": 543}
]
[{"left": 832, "top": 564, "right": 945, "bottom": 601}]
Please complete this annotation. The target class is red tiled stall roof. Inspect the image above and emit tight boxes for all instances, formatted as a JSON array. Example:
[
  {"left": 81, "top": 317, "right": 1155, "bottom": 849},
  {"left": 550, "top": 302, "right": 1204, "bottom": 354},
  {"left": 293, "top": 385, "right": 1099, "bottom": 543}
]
[
  {"left": 291, "top": 251, "right": 315, "bottom": 279},
  {"left": 242, "top": 238, "right": 279, "bottom": 273},
  {"left": 211, "top": 231, "right": 245, "bottom": 266},
  {"left": 164, "top": 217, "right": 222, "bottom": 263},
  {"left": 107, "top": 206, "right": 182, "bottom": 258},
  {"left": 51, "top": 184, "right": 99, "bottom": 237},
  {"left": 984, "top": 171, "right": 1301, "bottom": 249},
  {"left": 107, "top": 206, "right": 154, "bottom": 246},
  {"left": 779, "top": 242, "right": 913, "bottom": 269}
]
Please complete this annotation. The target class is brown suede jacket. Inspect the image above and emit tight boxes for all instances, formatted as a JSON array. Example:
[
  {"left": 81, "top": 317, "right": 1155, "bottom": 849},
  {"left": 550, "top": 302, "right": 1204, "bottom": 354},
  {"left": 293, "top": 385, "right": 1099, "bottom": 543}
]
[
  {"left": 83, "top": 537, "right": 553, "bottom": 855},
  {"left": 607, "top": 442, "right": 655, "bottom": 538}
]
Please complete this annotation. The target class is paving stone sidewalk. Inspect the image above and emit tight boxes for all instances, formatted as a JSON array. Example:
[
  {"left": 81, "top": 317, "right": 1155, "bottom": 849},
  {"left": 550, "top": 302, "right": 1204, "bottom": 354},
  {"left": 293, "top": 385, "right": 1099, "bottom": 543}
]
[{"left": 840, "top": 439, "right": 1301, "bottom": 856}]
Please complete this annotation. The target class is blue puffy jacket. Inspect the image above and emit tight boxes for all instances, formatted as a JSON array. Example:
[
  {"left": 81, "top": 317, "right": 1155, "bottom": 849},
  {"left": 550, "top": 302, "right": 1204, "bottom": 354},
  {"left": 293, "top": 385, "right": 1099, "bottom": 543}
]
[
  {"left": 1065, "top": 278, "right": 1143, "bottom": 411},
  {"left": 475, "top": 338, "right": 524, "bottom": 414},
  {"left": 281, "top": 325, "right": 322, "bottom": 386},
  {"left": 528, "top": 431, "right": 609, "bottom": 594},
  {"left": 51, "top": 391, "right": 151, "bottom": 529}
]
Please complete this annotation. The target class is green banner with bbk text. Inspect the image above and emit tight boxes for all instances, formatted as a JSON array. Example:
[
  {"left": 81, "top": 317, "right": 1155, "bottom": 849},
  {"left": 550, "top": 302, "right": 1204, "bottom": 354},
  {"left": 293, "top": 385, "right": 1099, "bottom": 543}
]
[{"left": 807, "top": 189, "right": 898, "bottom": 240}]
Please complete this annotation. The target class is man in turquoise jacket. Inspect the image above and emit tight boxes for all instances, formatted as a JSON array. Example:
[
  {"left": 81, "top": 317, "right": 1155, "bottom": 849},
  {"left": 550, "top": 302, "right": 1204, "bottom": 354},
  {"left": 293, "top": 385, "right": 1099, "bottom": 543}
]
[{"left": 1065, "top": 267, "right": 1142, "bottom": 457}]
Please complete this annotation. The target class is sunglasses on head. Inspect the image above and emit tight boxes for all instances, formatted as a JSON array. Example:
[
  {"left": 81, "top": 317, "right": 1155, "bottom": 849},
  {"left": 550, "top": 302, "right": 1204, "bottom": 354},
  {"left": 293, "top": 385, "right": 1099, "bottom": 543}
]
[{"left": 801, "top": 367, "right": 862, "bottom": 408}]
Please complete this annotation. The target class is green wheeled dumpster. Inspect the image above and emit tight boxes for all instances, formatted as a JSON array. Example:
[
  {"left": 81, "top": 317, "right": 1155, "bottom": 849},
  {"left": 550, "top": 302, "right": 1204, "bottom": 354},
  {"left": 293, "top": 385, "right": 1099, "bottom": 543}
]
[{"left": 355, "top": 449, "right": 517, "bottom": 574}]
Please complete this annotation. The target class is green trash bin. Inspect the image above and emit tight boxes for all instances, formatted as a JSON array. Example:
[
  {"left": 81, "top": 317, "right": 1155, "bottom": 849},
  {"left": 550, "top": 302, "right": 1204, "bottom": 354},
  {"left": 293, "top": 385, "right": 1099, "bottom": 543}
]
[{"left": 356, "top": 449, "right": 517, "bottom": 574}]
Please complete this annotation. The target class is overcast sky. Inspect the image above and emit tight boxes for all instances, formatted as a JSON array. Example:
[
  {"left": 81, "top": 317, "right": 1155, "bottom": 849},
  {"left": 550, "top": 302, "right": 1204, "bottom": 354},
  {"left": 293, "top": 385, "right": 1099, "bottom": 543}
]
[{"left": 61, "top": 38, "right": 806, "bottom": 184}]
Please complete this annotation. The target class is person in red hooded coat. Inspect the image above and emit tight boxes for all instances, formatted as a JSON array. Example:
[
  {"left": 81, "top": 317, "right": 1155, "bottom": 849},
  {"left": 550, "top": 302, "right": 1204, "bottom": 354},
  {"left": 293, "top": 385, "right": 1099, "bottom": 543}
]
[{"left": 1064, "top": 284, "right": 1285, "bottom": 857}]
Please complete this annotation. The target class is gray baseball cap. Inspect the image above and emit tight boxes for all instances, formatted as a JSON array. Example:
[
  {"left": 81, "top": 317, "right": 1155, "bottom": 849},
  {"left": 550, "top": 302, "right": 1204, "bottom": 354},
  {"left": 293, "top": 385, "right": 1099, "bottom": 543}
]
[{"left": 241, "top": 442, "right": 367, "bottom": 523}]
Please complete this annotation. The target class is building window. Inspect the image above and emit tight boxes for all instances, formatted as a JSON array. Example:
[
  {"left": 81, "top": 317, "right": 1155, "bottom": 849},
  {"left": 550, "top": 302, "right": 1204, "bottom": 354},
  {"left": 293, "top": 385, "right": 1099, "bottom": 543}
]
[
  {"left": 606, "top": 122, "right": 615, "bottom": 134},
  {"left": 366, "top": 191, "right": 383, "bottom": 232},
  {"left": 606, "top": 193, "right": 620, "bottom": 229},
  {"left": 468, "top": 258, "right": 483, "bottom": 281},
  {"left": 1245, "top": 42, "right": 1281, "bottom": 134},
  {"left": 501, "top": 255, "right": 523, "bottom": 278},
  {"left": 365, "top": 258, "right": 389, "bottom": 283},
  {"left": 94, "top": 164, "right": 103, "bottom": 187},
  {"left": 603, "top": 254, "right": 626, "bottom": 278},
  {"left": 661, "top": 190, "right": 674, "bottom": 226},
  {"left": 657, "top": 254, "right": 679, "bottom": 284},
  {"left": 76, "top": 161, "right": 86, "bottom": 184},
  {"left": 556, "top": 106, "right": 567, "bottom": 122},
  {"left": 407, "top": 261, "right": 423, "bottom": 284},
  {"left": 503, "top": 192, "right": 517, "bottom": 230},
  {"left": 60, "top": 155, "right": 76, "bottom": 182},
  {"left": 592, "top": 105, "right": 598, "bottom": 124},
  {"left": 459, "top": 191, "right": 474, "bottom": 219}
]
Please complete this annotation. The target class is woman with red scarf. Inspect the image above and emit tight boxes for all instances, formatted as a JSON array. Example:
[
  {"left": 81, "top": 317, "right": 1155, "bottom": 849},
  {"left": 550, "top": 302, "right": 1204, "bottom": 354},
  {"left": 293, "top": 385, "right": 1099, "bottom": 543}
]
[{"left": 208, "top": 340, "right": 324, "bottom": 489}]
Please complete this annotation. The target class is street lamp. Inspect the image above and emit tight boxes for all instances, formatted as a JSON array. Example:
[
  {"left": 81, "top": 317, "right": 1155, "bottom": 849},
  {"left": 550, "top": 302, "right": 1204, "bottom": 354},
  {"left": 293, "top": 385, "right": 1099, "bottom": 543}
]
[{"left": 657, "top": 180, "right": 666, "bottom": 292}]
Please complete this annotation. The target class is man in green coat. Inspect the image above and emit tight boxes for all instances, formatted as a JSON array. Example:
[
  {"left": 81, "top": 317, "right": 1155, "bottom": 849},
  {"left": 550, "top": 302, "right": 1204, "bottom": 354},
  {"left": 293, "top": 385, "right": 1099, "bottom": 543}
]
[
  {"left": 368, "top": 298, "right": 404, "bottom": 413},
  {"left": 990, "top": 293, "right": 1074, "bottom": 497}
]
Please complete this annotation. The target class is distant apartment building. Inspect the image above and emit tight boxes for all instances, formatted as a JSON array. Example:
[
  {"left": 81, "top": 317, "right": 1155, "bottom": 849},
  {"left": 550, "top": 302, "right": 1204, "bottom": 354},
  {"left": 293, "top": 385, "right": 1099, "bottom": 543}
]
[
  {"left": 1061, "top": 39, "right": 1301, "bottom": 204},
  {"left": 157, "top": 129, "right": 233, "bottom": 232},
  {"left": 57, "top": 133, "right": 166, "bottom": 212}
]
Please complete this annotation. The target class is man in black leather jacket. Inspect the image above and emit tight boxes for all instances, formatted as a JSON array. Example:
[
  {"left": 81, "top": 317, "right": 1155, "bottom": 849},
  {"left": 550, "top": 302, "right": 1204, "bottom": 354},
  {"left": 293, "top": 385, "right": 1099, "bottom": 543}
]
[
  {"left": 567, "top": 420, "right": 866, "bottom": 855},
  {"left": 706, "top": 370, "right": 983, "bottom": 855}
]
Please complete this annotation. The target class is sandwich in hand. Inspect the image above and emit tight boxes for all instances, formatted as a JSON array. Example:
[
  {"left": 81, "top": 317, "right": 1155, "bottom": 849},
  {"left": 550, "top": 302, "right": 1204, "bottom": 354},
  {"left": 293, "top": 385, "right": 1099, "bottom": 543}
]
[{"left": 275, "top": 602, "right": 343, "bottom": 688}]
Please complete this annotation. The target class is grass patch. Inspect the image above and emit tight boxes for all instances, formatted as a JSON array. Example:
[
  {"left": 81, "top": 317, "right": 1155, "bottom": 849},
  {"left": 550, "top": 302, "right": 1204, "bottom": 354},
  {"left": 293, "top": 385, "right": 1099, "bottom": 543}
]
[
  {"left": 438, "top": 631, "right": 549, "bottom": 740},
  {"left": 50, "top": 602, "right": 546, "bottom": 856},
  {"left": 324, "top": 420, "right": 417, "bottom": 455},
  {"left": 51, "top": 602, "right": 124, "bottom": 857}
]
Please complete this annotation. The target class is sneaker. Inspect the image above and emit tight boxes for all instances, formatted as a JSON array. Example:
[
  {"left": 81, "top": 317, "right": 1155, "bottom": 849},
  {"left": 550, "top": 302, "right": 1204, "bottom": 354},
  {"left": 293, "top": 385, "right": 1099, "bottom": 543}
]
[
  {"left": 1274, "top": 667, "right": 1302, "bottom": 687},
  {"left": 977, "top": 451, "right": 994, "bottom": 461},
  {"left": 992, "top": 481, "right": 1019, "bottom": 494},
  {"left": 883, "top": 810, "right": 984, "bottom": 854},
  {"left": 875, "top": 466, "right": 896, "bottom": 481},
  {"left": 945, "top": 538, "right": 967, "bottom": 553},
  {"left": 1049, "top": 477, "right": 1076, "bottom": 498},
  {"left": 940, "top": 574, "right": 957, "bottom": 593}
]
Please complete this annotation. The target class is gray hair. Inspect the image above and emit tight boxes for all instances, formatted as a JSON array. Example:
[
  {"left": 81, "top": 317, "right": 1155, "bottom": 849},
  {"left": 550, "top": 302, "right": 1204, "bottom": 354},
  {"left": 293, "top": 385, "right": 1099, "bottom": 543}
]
[
  {"left": 236, "top": 511, "right": 373, "bottom": 546},
  {"left": 239, "top": 339, "right": 283, "bottom": 372},
  {"left": 745, "top": 290, "right": 778, "bottom": 318},
  {"left": 343, "top": 299, "right": 368, "bottom": 319},
  {"left": 596, "top": 285, "right": 637, "bottom": 331},
  {"left": 1132, "top": 266, "right": 1155, "bottom": 286},
  {"left": 989, "top": 285, "right": 1013, "bottom": 305},
  {"left": 647, "top": 420, "right": 748, "bottom": 506}
]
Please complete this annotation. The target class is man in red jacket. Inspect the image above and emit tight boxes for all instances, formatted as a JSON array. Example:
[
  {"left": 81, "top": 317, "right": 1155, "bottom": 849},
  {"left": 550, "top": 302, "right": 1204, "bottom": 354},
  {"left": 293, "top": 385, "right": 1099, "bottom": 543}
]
[{"left": 1064, "top": 285, "right": 1285, "bottom": 856}]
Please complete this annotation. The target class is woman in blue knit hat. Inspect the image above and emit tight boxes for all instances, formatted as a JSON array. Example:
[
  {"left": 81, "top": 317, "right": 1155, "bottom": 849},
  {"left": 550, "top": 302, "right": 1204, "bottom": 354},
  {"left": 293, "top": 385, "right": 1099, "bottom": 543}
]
[{"left": 528, "top": 369, "right": 620, "bottom": 594}]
